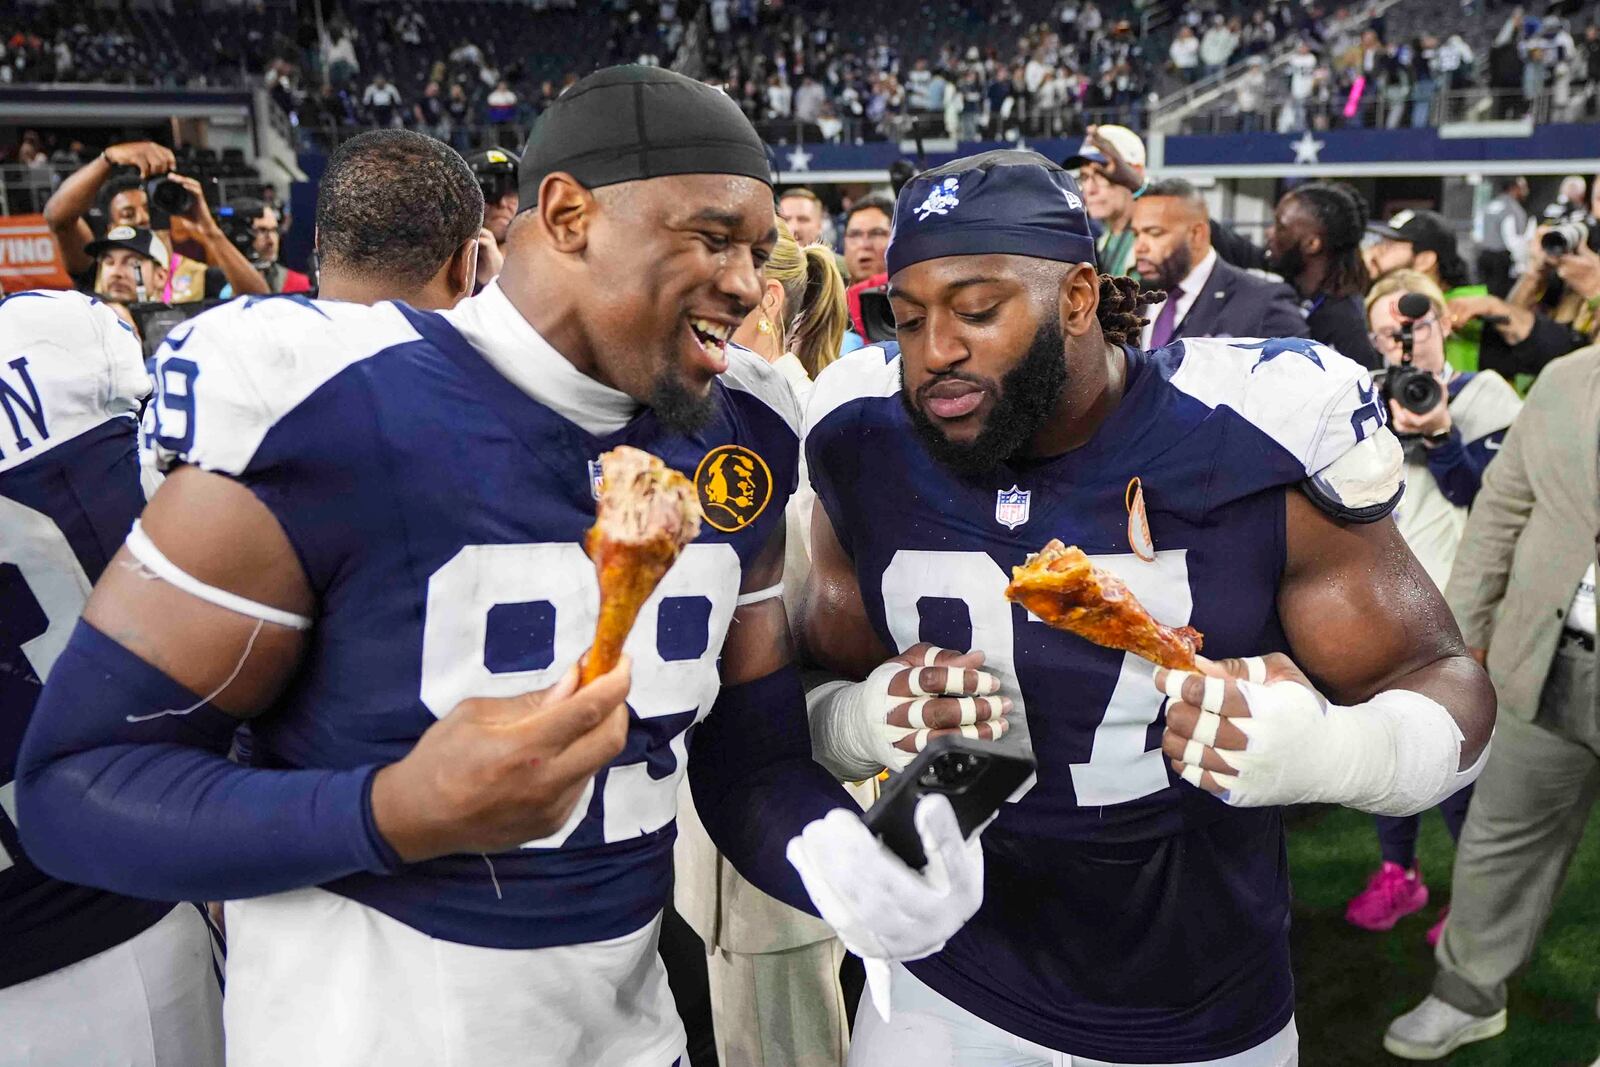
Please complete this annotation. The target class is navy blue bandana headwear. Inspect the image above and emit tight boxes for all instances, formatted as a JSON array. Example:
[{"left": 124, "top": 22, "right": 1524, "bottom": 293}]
[{"left": 886, "top": 150, "right": 1098, "bottom": 278}]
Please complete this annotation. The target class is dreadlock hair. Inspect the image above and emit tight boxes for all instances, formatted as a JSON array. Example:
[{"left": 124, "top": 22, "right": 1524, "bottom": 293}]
[
  {"left": 1097, "top": 272, "right": 1162, "bottom": 348},
  {"left": 1284, "top": 181, "right": 1371, "bottom": 299}
]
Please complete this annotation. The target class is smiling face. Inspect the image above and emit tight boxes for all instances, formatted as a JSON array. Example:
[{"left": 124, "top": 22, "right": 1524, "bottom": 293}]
[
  {"left": 560, "top": 172, "right": 777, "bottom": 433},
  {"left": 889, "top": 253, "right": 1083, "bottom": 476}
]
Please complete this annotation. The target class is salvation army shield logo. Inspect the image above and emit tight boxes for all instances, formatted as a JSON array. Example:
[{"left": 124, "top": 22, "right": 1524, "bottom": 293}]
[{"left": 995, "top": 485, "right": 1031, "bottom": 530}]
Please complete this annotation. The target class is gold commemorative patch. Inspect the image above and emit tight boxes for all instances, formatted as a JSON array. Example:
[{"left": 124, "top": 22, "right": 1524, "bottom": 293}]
[{"left": 694, "top": 445, "right": 772, "bottom": 532}]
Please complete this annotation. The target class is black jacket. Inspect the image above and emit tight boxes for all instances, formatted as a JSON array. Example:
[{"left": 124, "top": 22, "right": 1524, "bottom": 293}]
[{"left": 1173, "top": 256, "right": 1310, "bottom": 342}]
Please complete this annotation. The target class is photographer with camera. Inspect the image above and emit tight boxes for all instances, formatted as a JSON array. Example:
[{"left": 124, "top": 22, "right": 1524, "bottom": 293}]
[
  {"left": 1343, "top": 270, "right": 1522, "bottom": 952},
  {"left": 1453, "top": 218, "right": 1600, "bottom": 383},
  {"left": 41, "top": 140, "right": 267, "bottom": 301},
  {"left": 216, "top": 198, "right": 310, "bottom": 294},
  {"left": 465, "top": 147, "right": 519, "bottom": 288}
]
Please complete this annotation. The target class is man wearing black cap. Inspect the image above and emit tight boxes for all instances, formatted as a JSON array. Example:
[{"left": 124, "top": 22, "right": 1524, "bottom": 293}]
[
  {"left": 17, "top": 65, "right": 981, "bottom": 1067},
  {"left": 1366, "top": 209, "right": 1487, "bottom": 372},
  {"left": 802, "top": 149, "right": 1495, "bottom": 1065},
  {"left": 466, "top": 146, "right": 521, "bottom": 287},
  {"left": 87, "top": 225, "right": 173, "bottom": 305}
]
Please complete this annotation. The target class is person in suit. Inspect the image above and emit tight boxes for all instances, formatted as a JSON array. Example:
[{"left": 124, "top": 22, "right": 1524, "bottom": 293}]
[
  {"left": 1131, "top": 176, "right": 1308, "bottom": 347},
  {"left": 1386, "top": 343, "right": 1600, "bottom": 1061}
]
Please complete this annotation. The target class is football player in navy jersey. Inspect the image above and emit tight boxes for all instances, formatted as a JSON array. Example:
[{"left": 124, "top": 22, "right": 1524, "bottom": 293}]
[
  {"left": 16, "top": 67, "right": 983, "bottom": 1067},
  {"left": 800, "top": 151, "right": 1497, "bottom": 1066},
  {"left": 0, "top": 288, "right": 223, "bottom": 1065}
]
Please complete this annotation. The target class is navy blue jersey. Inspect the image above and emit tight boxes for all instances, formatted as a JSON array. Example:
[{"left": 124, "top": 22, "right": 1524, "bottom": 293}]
[
  {"left": 805, "top": 336, "right": 1402, "bottom": 1060},
  {"left": 143, "top": 287, "right": 798, "bottom": 950},
  {"left": 0, "top": 290, "right": 167, "bottom": 989}
]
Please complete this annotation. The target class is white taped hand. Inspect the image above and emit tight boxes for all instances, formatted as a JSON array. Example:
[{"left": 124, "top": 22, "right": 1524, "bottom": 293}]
[
  {"left": 1158, "top": 653, "right": 1469, "bottom": 815},
  {"left": 806, "top": 644, "right": 1009, "bottom": 780},
  {"left": 785, "top": 795, "right": 983, "bottom": 962}
]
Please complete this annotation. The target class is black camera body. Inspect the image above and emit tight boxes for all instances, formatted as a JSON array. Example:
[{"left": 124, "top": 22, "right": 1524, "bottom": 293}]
[
  {"left": 147, "top": 177, "right": 194, "bottom": 217},
  {"left": 213, "top": 200, "right": 264, "bottom": 264},
  {"left": 1381, "top": 363, "right": 1444, "bottom": 416},
  {"left": 1379, "top": 291, "right": 1445, "bottom": 419}
]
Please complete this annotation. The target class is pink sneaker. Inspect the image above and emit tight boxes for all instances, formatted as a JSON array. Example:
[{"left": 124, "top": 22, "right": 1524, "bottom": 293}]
[
  {"left": 1345, "top": 862, "right": 1429, "bottom": 931},
  {"left": 1427, "top": 907, "right": 1450, "bottom": 947}
]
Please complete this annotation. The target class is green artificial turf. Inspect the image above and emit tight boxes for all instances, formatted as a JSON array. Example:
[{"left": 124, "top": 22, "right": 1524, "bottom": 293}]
[{"left": 1289, "top": 804, "right": 1600, "bottom": 1067}]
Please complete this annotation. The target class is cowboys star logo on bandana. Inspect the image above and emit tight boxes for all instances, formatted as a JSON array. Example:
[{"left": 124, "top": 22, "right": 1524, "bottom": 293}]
[
  {"left": 914, "top": 178, "right": 961, "bottom": 222},
  {"left": 995, "top": 485, "right": 1031, "bottom": 530}
]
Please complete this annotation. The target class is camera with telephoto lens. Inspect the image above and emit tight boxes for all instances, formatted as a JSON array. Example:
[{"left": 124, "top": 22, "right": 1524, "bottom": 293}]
[
  {"left": 147, "top": 177, "right": 195, "bottom": 217},
  {"left": 1378, "top": 291, "right": 1444, "bottom": 417},
  {"left": 1540, "top": 219, "right": 1596, "bottom": 257},
  {"left": 213, "top": 200, "right": 265, "bottom": 265}
]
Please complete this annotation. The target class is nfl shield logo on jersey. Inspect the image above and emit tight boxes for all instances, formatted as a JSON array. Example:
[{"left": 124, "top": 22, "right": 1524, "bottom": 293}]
[
  {"left": 995, "top": 485, "right": 1031, "bottom": 530},
  {"left": 587, "top": 458, "right": 604, "bottom": 500}
]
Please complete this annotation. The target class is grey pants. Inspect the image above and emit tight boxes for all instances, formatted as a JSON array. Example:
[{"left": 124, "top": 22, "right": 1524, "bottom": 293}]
[{"left": 1433, "top": 637, "right": 1599, "bottom": 1016}]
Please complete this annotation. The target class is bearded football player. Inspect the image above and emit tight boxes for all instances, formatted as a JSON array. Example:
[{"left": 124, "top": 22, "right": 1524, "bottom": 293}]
[
  {"left": 16, "top": 67, "right": 984, "bottom": 1067},
  {"left": 800, "top": 151, "right": 1495, "bottom": 1066}
]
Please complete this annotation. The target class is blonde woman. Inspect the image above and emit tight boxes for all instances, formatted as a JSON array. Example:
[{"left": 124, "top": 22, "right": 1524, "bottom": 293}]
[
  {"left": 1343, "top": 269, "right": 1521, "bottom": 945},
  {"left": 675, "top": 218, "right": 852, "bottom": 1067}
]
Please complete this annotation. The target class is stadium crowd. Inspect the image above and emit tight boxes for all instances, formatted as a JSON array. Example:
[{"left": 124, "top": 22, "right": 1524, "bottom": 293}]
[
  {"left": 9, "top": 0, "right": 1585, "bottom": 155},
  {"left": 3, "top": 3, "right": 1600, "bottom": 1066}
]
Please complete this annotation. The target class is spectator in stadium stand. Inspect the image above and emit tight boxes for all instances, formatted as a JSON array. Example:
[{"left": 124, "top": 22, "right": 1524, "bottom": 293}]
[
  {"left": 841, "top": 193, "right": 893, "bottom": 285},
  {"left": 1385, "top": 338, "right": 1600, "bottom": 1062},
  {"left": 1263, "top": 181, "right": 1384, "bottom": 369},
  {"left": 1131, "top": 176, "right": 1308, "bottom": 345},
  {"left": 1476, "top": 176, "right": 1532, "bottom": 298},
  {"left": 1344, "top": 270, "right": 1521, "bottom": 949},
  {"left": 1365, "top": 209, "right": 1487, "bottom": 371},
  {"left": 312, "top": 129, "right": 483, "bottom": 310},
  {"left": 42, "top": 140, "right": 268, "bottom": 301},
  {"left": 1062, "top": 124, "right": 1145, "bottom": 278},
  {"left": 362, "top": 73, "right": 403, "bottom": 128}
]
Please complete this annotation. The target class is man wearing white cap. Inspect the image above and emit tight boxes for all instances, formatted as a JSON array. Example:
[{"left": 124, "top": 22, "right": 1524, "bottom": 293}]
[{"left": 1062, "top": 124, "right": 1146, "bottom": 278}]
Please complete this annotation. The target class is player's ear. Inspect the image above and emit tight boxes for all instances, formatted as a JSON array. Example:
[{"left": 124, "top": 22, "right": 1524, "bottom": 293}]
[
  {"left": 1058, "top": 261, "right": 1100, "bottom": 338},
  {"left": 536, "top": 172, "right": 595, "bottom": 254},
  {"left": 445, "top": 236, "right": 478, "bottom": 303},
  {"left": 1414, "top": 248, "right": 1437, "bottom": 277}
]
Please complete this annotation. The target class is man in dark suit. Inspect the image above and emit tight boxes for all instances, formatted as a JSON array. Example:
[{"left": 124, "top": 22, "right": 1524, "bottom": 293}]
[{"left": 1132, "top": 177, "right": 1310, "bottom": 346}]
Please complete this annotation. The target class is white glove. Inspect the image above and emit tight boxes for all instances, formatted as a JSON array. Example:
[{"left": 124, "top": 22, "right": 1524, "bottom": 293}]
[
  {"left": 1158, "top": 653, "right": 1480, "bottom": 816},
  {"left": 805, "top": 643, "right": 1008, "bottom": 779},
  {"left": 785, "top": 795, "right": 983, "bottom": 963}
]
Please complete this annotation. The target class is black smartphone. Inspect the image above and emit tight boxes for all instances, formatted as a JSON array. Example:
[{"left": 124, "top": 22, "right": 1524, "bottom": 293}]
[{"left": 862, "top": 736, "right": 1036, "bottom": 870}]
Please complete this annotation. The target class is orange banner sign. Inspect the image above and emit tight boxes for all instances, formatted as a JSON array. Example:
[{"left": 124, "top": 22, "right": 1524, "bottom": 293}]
[{"left": 0, "top": 215, "right": 73, "bottom": 292}]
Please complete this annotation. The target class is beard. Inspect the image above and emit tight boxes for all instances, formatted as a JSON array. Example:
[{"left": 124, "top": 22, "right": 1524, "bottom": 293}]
[
  {"left": 1139, "top": 242, "right": 1192, "bottom": 296},
  {"left": 900, "top": 313, "right": 1069, "bottom": 481},
  {"left": 1265, "top": 244, "right": 1305, "bottom": 284},
  {"left": 649, "top": 363, "right": 718, "bottom": 435}
]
